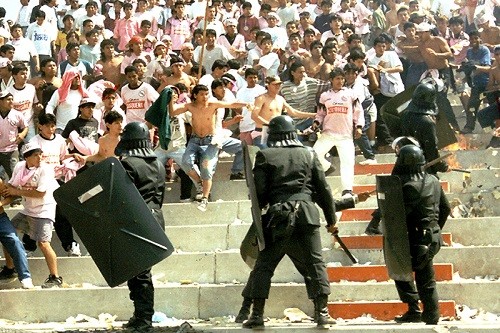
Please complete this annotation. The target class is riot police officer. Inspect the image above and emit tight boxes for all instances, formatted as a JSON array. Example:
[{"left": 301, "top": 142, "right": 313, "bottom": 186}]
[
  {"left": 115, "top": 122, "right": 167, "bottom": 332},
  {"left": 243, "top": 115, "right": 337, "bottom": 329},
  {"left": 401, "top": 81, "right": 449, "bottom": 175},
  {"left": 391, "top": 144, "right": 449, "bottom": 325}
]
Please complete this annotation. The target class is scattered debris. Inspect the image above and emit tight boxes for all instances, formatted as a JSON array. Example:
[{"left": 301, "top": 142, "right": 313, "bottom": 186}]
[{"left": 283, "top": 308, "right": 311, "bottom": 323}]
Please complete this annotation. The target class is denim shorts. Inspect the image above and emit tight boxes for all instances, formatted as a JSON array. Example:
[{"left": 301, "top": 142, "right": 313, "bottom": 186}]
[{"left": 182, "top": 134, "right": 219, "bottom": 180}]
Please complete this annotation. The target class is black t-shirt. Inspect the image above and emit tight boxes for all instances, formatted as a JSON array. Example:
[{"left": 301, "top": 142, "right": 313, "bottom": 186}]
[{"left": 62, "top": 117, "right": 99, "bottom": 154}]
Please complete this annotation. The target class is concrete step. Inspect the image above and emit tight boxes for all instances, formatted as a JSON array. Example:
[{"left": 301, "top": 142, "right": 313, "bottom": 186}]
[
  {"left": 328, "top": 300, "right": 456, "bottom": 321},
  {"left": 1, "top": 246, "right": 497, "bottom": 288},
  {"left": 339, "top": 233, "right": 453, "bottom": 249},
  {"left": 327, "top": 263, "right": 454, "bottom": 282},
  {"left": 6, "top": 322, "right": 500, "bottom": 333},
  {"left": 0, "top": 280, "right": 498, "bottom": 322},
  {"left": 7, "top": 215, "right": 498, "bottom": 258}
]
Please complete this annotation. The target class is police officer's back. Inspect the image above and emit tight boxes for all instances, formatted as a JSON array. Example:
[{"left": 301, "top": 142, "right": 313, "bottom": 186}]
[{"left": 244, "top": 116, "right": 337, "bottom": 329}]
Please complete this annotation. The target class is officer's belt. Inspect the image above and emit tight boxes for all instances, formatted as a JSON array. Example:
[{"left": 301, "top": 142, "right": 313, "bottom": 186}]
[{"left": 271, "top": 193, "right": 312, "bottom": 204}]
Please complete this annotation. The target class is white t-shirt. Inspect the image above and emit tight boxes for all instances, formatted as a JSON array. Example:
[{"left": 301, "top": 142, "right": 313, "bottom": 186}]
[
  {"left": 367, "top": 50, "right": 404, "bottom": 95},
  {"left": 8, "top": 38, "right": 38, "bottom": 63},
  {"left": 121, "top": 82, "right": 160, "bottom": 123},
  {"left": 26, "top": 21, "right": 55, "bottom": 56},
  {"left": 45, "top": 89, "right": 84, "bottom": 130},
  {"left": 9, "top": 161, "right": 59, "bottom": 221},
  {"left": 29, "top": 134, "right": 68, "bottom": 169},
  {"left": 8, "top": 84, "right": 38, "bottom": 127},
  {"left": 236, "top": 84, "right": 266, "bottom": 132}
]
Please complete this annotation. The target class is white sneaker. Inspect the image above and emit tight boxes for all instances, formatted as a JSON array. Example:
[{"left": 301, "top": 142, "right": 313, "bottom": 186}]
[
  {"left": 21, "top": 278, "right": 34, "bottom": 289},
  {"left": 197, "top": 198, "right": 208, "bottom": 212},
  {"left": 359, "top": 158, "right": 377, "bottom": 165},
  {"left": 67, "top": 242, "right": 81, "bottom": 257}
]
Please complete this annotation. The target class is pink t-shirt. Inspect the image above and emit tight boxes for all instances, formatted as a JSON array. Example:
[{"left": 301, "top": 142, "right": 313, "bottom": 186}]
[
  {"left": 0, "top": 109, "right": 27, "bottom": 152},
  {"left": 29, "top": 134, "right": 68, "bottom": 169},
  {"left": 113, "top": 17, "right": 141, "bottom": 51}
]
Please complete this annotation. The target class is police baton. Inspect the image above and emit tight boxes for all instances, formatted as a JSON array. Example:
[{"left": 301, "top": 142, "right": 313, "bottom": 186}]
[
  {"left": 332, "top": 233, "right": 359, "bottom": 264},
  {"left": 423, "top": 152, "right": 453, "bottom": 170}
]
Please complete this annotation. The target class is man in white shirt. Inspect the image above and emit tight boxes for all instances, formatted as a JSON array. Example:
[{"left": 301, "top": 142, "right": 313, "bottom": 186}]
[
  {"left": 26, "top": 10, "right": 56, "bottom": 63},
  {"left": 235, "top": 67, "right": 266, "bottom": 145},
  {"left": 194, "top": 29, "right": 233, "bottom": 74},
  {"left": 8, "top": 24, "right": 39, "bottom": 78}
]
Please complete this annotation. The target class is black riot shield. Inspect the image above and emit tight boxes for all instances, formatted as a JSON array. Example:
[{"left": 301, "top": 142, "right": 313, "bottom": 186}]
[
  {"left": 240, "top": 142, "right": 265, "bottom": 268},
  {"left": 376, "top": 175, "right": 413, "bottom": 282},
  {"left": 53, "top": 157, "right": 174, "bottom": 287},
  {"left": 381, "top": 86, "right": 457, "bottom": 149}
]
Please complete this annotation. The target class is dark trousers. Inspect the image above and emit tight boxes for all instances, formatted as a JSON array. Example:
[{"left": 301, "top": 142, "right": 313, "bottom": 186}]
[
  {"left": 128, "top": 268, "right": 154, "bottom": 324},
  {"left": 437, "top": 69, "right": 459, "bottom": 130},
  {"left": 248, "top": 224, "right": 330, "bottom": 299},
  {"left": 354, "top": 108, "right": 376, "bottom": 160},
  {"left": 373, "top": 94, "right": 394, "bottom": 146},
  {"left": 242, "top": 240, "right": 315, "bottom": 299},
  {"left": 465, "top": 81, "right": 489, "bottom": 130},
  {"left": 394, "top": 258, "right": 439, "bottom": 314},
  {"left": 0, "top": 150, "right": 20, "bottom": 180}
]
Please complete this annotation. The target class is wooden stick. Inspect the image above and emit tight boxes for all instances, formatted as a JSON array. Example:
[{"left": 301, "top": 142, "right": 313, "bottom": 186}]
[
  {"left": 423, "top": 152, "right": 453, "bottom": 170},
  {"left": 197, "top": 1, "right": 210, "bottom": 80}
]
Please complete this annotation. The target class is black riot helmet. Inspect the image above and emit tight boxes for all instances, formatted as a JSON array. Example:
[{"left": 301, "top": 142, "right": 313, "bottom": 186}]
[
  {"left": 409, "top": 82, "right": 437, "bottom": 115},
  {"left": 115, "top": 121, "right": 153, "bottom": 157},
  {"left": 267, "top": 115, "right": 302, "bottom": 147},
  {"left": 394, "top": 144, "right": 426, "bottom": 174}
]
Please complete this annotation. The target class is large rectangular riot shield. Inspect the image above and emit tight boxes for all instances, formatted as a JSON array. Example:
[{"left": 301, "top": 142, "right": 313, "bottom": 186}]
[
  {"left": 240, "top": 142, "right": 265, "bottom": 268},
  {"left": 376, "top": 175, "right": 413, "bottom": 282},
  {"left": 53, "top": 157, "right": 174, "bottom": 287},
  {"left": 381, "top": 86, "right": 457, "bottom": 149}
]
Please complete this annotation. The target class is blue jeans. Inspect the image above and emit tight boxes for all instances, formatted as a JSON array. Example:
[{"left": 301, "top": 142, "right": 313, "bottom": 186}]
[
  {"left": 0, "top": 212, "right": 31, "bottom": 280},
  {"left": 221, "top": 137, "right": 243, "bottom": 174},
  {"left": 182, "top": 135, "right": 219, "bottom": 180}
]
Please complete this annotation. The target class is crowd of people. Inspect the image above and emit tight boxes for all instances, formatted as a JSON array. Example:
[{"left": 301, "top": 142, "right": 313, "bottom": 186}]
[{"left": 0, "top": 0, "right": 498, "bottom": 327}]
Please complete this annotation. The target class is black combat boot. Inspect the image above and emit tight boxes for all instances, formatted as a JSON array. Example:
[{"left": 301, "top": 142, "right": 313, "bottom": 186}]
[
  {"left": 235, "top": 297, "right": 252, "bottom": 323},
  {"left": 365, "top": 214, "right": 382, "bottom": 235},
  {"left": 395, "top": 302, "right": 422, "bottom": 323},
  {"left": 313, "top": 294, "right": 336, "bottom": 328},
  {"left": 242, "top": 298, "right": 265, "bottom": 328}
]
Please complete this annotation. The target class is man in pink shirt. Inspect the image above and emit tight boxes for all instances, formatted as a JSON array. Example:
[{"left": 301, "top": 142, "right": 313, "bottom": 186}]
[
  {"left": 164, "top": 1, "right": 199, "bottom": 52},
  {"left": 312, "top": 68, "right": 364, "bottom": 196},
  {"left": 113, "top": 2, "right": 141, "bottom": 52}
]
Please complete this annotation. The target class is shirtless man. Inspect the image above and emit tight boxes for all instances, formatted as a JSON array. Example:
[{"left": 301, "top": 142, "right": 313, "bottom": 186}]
[
  {"left": 303, "top": 40, "right": 325, "bottom": 79},
  {"left": 251, "top": 76, "right": 316, "bottom": 149},
  {"left": 417, "top": 22, "right": 459, "bottom": 131},
  {"left": 318, "top": 43, "right": 343, "bottom": 81},
  {"left": 385, "top": 0, "right": 401, "bottom": 28},
  {"left": 96, "top": 39, "right": 125, "bottom": 88},
  {"left": 171, "top": 84, "right": 250, "bottom": 211},
  {"left": 159, "top": 57, "right": 196, "bottom": 92},
  {"left": 29, "top": 58, "right": 63, "bottom": 107},
  {"left": 84, "top": 111, "right": 123, "bottom": 163},
  {"left": 397, "top": 22, "right": 427, "bottom": 87},
  {"left": 476, "top": 17, "right": 500, "bottom": 53}
]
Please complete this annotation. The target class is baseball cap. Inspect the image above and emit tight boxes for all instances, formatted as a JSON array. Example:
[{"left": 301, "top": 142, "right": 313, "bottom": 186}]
[
  {"left": 79, "top": 98, "right": 97, "bottom": 107},
  {"left": 475, "top": 14, "right": 492, "bottom": 26},
  {"left": 21, "top": 142, "right": 42, "bottom": 157},
  {"left": 0, "top": 90, "right": 13, "bottom": 99},
  {"left": 267, "top": 12, "right": 279, "bottom": 20},
  {"left": 416, "top": 22, "right": 432, "bottom": 32},
  {"left": 224, "top": 18, "right": 237, "bottom": 26},
  {"left": 0, "top": 57, "right": 11, "bottom": 68},
  {"left": 265, "top": 76, "right": 283, "bottom": 85},
  {"left": 410, "top": 11, "right": 426, "bottom": 20}
]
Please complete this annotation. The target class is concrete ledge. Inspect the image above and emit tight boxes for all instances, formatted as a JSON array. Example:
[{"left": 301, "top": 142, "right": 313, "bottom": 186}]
[{"left": 1, "top": 246, "right": 495, "bottom": 287}]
